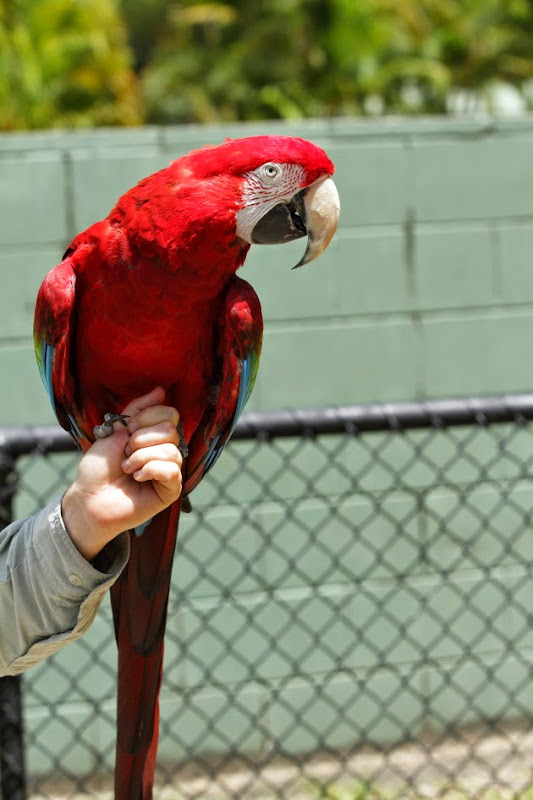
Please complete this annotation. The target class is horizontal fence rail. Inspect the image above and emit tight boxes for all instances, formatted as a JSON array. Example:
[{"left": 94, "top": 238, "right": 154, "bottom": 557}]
[
  {"left": 3, "top": 393, "right": 533, "bottom": 455},
  {"left": 1, "top": 395, "right": 533, "bottom": 800}
]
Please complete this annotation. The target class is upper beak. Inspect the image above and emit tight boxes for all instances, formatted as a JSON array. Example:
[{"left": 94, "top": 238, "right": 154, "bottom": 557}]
[
  {"left": 293, "top": 176, "right": 340, "bottom": 269},
  {"left": 250, "top": 176, "right": 340, "bottom": 268}
]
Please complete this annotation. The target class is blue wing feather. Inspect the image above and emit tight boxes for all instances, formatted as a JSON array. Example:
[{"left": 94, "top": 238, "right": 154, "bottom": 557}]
[
  {"left": 201, "top": 346, "right": 259, "bottom": 475},
  {"left": 183, "top": 277, "right": 262, "bottom": 496},
  {"left": 42, "top": 341, "right": 56, "bottom": 409}
]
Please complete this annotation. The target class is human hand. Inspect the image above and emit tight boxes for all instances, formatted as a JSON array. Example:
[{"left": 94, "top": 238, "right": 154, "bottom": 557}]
[{"left": 61, "top": 387, "right": 183, "bottom": 562}]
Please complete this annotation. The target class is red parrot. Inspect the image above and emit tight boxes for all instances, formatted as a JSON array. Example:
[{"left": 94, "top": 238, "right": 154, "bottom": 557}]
[{"left": 33, "top": 135, "right": 339, "bottom": 799}]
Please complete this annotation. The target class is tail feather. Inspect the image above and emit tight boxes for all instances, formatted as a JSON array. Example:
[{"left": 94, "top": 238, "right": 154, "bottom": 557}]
[
  {"left": 136, "top": 502, "right": 181, "bottom": 602},
  {"left": 111, "top": 499, "right": 181, "bottom": 800},
  {"left": 127, "top": 502, "right": 181, "bottom": 653}
]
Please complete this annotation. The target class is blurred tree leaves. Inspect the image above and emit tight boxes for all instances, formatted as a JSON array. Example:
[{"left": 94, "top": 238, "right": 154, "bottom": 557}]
[
  {"left": 0, "top": 0, "right": 142, "bottom": 130},
  {"left": 138, "top": 0, "right": 533, "bottom": 123},
  {"left": 2, "top": 0, "right": 533, "bottom": 129}
]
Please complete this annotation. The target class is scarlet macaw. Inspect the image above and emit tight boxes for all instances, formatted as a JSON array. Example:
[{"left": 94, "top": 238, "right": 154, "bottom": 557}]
[{"left": 34, "top": 135, "right": 339, "bottom": 799}]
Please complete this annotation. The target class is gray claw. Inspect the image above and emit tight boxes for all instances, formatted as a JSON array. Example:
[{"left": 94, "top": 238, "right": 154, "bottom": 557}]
[
  {"left": 177, "top": 421, "right": 189, "bottom": 458},
  {"left": 93, "top": 413, "right": 130, "bottom": 439}
]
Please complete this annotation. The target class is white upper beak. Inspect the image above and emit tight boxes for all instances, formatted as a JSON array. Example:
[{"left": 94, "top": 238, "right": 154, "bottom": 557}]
[{"left": 293, "top": 176, "right": 340, "bottom": 268}]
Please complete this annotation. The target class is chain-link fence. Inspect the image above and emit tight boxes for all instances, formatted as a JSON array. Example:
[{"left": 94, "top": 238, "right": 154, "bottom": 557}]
[{"left": 1, "top": 396, "right": 533, "bottom": 800}]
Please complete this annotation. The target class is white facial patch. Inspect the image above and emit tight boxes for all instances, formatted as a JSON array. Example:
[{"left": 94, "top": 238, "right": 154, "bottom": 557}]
[{"left": 236, "top": 163, "right": 307, "bottom": 243}]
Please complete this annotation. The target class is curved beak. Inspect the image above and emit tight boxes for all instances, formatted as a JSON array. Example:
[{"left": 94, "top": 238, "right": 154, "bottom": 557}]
[
  {"left": 293, "top": 176, "right": 340, "bottom": 269},
  {"left": 250, "top": 176, "right": 340, "bottom": 268}
]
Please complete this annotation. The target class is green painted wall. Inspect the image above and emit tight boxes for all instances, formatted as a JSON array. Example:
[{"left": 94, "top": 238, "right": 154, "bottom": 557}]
[
  {"left": 3, "top": 117, "right": 533, "bottom": 425},
  {"left": 3, "top": 117, "right": 533, "bottom": 780}
]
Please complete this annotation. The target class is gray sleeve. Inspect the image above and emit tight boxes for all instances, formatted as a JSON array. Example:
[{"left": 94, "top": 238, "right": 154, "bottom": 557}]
[{"left": 0, "top": 499, "right": 130, "bottom": 676}]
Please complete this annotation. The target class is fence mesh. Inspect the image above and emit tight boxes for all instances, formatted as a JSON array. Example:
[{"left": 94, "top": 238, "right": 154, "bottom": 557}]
[{"left": 1, "top": 398, "right": 533, "bottom": 800}]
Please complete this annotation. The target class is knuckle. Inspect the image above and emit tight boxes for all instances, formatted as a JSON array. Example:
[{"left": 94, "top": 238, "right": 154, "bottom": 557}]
[
  {"left": 169, "top": 408, "right": 180, "bottom": 428},
  {"left": 128, "top": 430, "right": 144, "bottom": 450},
  {"left": 169, "top": 464, "right": 181, "bottom": 482},
  {"left": 173, "top": 472, "right": 183, "bottom": 496},
  {"left": 162, "top": 420, "right": 179, "bottom": 439},
  {"left": 159, "top": 443, "right": 178, "bottom": 461}
]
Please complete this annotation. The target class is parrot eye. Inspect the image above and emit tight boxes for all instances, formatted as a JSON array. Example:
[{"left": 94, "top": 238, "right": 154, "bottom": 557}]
[{"left": 260, "top": 163, "right": 283, "bottom": 183}]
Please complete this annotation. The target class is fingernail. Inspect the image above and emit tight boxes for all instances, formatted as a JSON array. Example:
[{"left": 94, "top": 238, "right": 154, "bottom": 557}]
[{"left": 122, "top": 458, "right": 131, "bottom": 471}]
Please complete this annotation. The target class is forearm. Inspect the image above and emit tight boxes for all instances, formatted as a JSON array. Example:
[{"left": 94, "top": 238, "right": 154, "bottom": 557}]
[
  {"left": 61, "top": 484, "right": 119, "bottom": 561},
  {"left": 0, "top": 500, "right": 129, "bottom": 676}
]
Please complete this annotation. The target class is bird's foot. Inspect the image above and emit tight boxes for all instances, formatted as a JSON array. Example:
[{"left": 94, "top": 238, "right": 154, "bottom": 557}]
[
  {"left": 177, "top": 421, "right": 189, "bottom": 458},
  {"left": 93, "top": 413, "right": 130, "bottom": 439},
  {"left": 176, "top": 422, "right": 191, "bottom": 511}
]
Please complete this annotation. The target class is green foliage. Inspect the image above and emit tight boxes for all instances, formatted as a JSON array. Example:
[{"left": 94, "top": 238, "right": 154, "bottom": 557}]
[
  {"left": 138, "top": 0, "right": 533, "bottom": 123},
  {"left": 2, "top": 0, "right": 533, "bottom": 128},
  {"left": 140, "top": 1, "right": 321, "bottom": 123},
  {"left": 0, "top": 0, "right": 142, "bottom": 130}
]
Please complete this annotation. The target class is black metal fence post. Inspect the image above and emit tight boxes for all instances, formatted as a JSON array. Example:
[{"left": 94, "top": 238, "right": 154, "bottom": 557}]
[
  {"left": 0, "top": 677, "right": 26, "bottom": 800},
  {"left": 0, "top": 445, "right": 27, "bottom": 800}
]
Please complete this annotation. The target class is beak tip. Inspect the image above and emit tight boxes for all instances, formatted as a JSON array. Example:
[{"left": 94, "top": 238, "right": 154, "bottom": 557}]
[
  {"left": 291, "top": 176, "right": 340, "bottom": 271},
  {"left": 292, "top": 252, "right": 308, "bottom": 270}
]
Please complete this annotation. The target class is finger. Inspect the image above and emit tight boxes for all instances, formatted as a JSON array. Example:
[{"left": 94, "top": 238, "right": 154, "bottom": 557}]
[
  {"left": 127, "top": 405, "right": 180, "bottom": 434},
  {"left": 133, "top": 460, "right": 183, "bottom": 489},
  {"left": 120, "top": 387, "right": 166, "bottom": 419},
  {"left": 125, "top": 421, "right": 180, "bottom": 456},
  {"left": 122, "top": 443, "right": 182, "bottom": 474}
]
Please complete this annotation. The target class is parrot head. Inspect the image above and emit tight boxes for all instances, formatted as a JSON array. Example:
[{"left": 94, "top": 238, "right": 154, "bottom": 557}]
[{"left": 181, "top": 135, "right": 340, "bottom": 268}]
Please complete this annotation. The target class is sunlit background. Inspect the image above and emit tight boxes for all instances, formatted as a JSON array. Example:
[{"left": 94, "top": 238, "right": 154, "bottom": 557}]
[{"left": 2, "top": 0, "right": 533, "bottom": 131}]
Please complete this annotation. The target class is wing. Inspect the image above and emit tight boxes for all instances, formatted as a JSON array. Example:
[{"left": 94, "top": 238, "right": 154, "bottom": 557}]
[
  {"left": 184, "top": 275, "right": 263, "bottom": 496},
  {"left": 33, "top": 256, "right": 89, "bottom": 449}
]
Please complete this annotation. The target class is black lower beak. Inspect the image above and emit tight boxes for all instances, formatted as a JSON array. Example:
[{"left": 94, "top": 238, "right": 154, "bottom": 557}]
[{"left": 251, "top": 189, "right": 307, "bottom": 245}]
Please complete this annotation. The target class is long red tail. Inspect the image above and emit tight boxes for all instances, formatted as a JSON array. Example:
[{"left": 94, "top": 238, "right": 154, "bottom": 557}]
[{"left": 110, "top": 499, "right": 182, "bottom": 800}]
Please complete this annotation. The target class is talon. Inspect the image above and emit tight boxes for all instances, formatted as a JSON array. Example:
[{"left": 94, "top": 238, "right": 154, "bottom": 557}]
[
  {"left": 93, "top": 413, "right": 130, "bottom": 439},
  {"left": 177, "top": 421, "right": 189, "bottom": 458}
]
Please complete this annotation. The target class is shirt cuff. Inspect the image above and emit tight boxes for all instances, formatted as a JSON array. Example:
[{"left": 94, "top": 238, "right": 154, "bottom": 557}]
[{"left": 36, "top": 500, "right": 130, "bottom": 598}]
